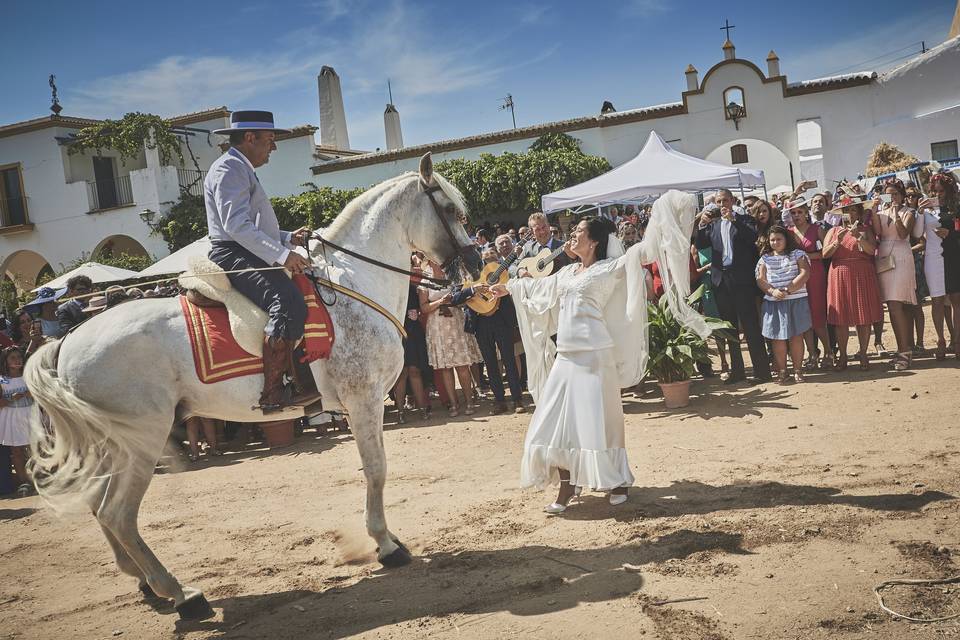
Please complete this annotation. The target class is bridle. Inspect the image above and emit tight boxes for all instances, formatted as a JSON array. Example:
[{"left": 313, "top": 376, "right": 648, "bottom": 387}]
[
  {"left": 419, "top": 180, "right": 479, "bottom": 273},
  {"left": 310, "top": 178, "right": 477, "bottom": 290}
]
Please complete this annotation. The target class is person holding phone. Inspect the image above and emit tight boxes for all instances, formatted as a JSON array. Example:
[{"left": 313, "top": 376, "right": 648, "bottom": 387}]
[
  {"left": 823, "top": 199, "right": 882, "bottom": 370},
  {"left": 787, "top": 200, "right": 831, "bottom": 370},
  {"left": 871, "top": 179, "right": 917, "bottom": 371}
]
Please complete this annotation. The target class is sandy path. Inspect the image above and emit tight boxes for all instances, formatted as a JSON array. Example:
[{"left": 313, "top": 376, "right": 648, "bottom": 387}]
[{"left": 2, "top": 352, "right": 959, "bottom": 639}]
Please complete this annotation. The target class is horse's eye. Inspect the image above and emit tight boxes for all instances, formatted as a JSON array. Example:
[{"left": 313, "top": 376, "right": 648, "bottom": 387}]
[{"left": 444, "top": 203, "right": 457, "bottom": 216}]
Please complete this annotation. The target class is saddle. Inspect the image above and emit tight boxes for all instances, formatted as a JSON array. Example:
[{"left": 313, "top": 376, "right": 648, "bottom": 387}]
[{"left": 179, "top": 256, "right": 273, "bottom": 358}]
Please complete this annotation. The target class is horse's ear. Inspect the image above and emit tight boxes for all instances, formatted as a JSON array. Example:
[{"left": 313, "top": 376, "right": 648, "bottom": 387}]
[{"left": 419, "top": 152, "right": 433, "bottom": 184}]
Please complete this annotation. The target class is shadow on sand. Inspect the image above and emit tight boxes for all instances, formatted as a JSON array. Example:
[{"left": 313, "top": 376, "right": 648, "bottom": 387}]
[{"left": 176, "top": 529, "right": 748, "bottom": 638}]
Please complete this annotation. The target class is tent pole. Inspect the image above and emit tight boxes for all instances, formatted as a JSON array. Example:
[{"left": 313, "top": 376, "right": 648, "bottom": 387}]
[
  {"left": 738, "top": 170, "right": 745, "bottom": 202},
  {"left": 763, "top": 183, "right": 769, "bottom": 202}
]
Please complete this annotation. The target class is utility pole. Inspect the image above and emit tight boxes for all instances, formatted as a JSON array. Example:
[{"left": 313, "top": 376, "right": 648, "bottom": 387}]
[{"left": 499, "top": 94, "right": 516, "bottom": 129}]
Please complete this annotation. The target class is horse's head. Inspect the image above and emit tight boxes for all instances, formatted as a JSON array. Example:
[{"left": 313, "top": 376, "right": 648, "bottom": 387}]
[{"left": 412, "top": 152, "right": 482, "bottom": 282}]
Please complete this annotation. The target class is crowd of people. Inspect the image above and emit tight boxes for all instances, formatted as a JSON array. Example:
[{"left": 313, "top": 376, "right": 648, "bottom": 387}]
[{"left": 3, "top": 169, "right": 958, "bottom": 502}]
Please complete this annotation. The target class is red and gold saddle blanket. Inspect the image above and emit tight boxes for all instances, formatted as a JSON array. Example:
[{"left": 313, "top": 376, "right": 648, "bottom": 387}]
[{"left": 181, "top": 275, "right": 335, "bottom": 384}]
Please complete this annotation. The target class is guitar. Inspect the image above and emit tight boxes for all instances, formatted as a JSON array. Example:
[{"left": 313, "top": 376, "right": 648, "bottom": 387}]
[
  {"left": 517, "top": 241, "right": 571, "bottom": 279},
  {"left": 463, "top": 241, "right": 526, "bottom": 316}
]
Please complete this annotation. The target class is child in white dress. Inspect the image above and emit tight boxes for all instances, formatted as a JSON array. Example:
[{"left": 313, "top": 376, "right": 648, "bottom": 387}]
[{"left": 0, "top": 347, "right": 34, "bottom": 496}]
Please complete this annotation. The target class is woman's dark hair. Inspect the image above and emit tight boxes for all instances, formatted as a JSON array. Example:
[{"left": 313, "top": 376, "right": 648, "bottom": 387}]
[
  {"left": 763, "top": 224, "right": 798, "bottom": 255},
  {"left": 583, "top": 216, "right": 616, "bottom": 260},
  {"left": 750, "top": 199, "right": 774, "bottom": 234},
  {"left": 9, "top": 311, "right": 32, "bottom": 344},
  {"left": 0, "top": 345, "right": 24, "bottom": 377},
  {"left": 883, "top": 178, "right": 907, "bottom": 200},
  {"left": 930, "top": 171, "right": 959, "bottom": 210}
]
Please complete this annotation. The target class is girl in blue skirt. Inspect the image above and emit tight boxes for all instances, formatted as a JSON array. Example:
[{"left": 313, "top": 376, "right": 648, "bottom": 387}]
[{"left": 756, "top": 226, "right": 812, "bottom": 384}]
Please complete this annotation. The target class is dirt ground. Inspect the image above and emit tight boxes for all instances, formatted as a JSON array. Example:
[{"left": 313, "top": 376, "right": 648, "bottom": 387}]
[{"left": 2, "top": 338, "right": 960, "bottom": 639}]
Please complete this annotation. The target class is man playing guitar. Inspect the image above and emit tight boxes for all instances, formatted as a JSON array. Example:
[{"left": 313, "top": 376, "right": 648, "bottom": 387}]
[{"left": 517, "top": 212, "right": 577, "bottom": 278}]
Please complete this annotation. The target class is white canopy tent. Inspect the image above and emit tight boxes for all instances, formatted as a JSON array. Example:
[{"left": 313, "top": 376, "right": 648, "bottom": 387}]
[
  {"left": 138, "top": 236, "right": 212, "bottom": 277},
  {"left": 541, "top": 130, "right": 766, "bottom": 213},
  {"left": 34, "top": 262, "right": 141, "bottom": 292}
]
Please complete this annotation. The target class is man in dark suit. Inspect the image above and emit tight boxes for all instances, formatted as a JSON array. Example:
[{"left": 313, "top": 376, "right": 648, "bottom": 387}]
[
  {"left": 450, "top": 247, "right": 526, "bottom": 414},
  {"left": 56, "top": 275, "right": 93, "bottom": 335},
  {"left": 696, "top": 189, "right": 771, "bottom": 383}
]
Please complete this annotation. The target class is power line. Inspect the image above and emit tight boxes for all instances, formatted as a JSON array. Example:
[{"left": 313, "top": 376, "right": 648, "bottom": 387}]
[{"left": 825, "top": 41, "right": 924, "bottom": 75}]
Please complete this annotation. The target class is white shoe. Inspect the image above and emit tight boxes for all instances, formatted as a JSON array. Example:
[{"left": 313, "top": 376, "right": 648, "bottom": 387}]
[
  {"left": 544, "top": 485, "right": 581, "bottom": 514},
  {"left": 608, "top": 492, "right": 628, "bottom": 506}
]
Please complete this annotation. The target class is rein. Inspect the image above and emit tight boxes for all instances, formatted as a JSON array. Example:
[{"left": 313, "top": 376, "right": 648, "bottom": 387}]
[{"left": 310, "top": 234, "right": 449, "bottom": 291}]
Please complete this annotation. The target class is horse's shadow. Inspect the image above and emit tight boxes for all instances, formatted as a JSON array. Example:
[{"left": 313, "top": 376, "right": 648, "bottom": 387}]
[
  {"left": 0, "top": 507, "right": 36, "bottom": 520},
  {"left": 559, "top": 480, "right": 954, "bottom": 522},
  {"left": 157, "top": 430, "right": 350, "bottom": 474},
  {"left": 176, "top": 528, "right": 748, "bottom": 638}
]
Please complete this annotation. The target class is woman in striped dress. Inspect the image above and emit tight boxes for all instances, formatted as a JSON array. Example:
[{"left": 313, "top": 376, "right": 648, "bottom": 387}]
[{"left": 755, "top": 226, "right": 812, "bottom": 384}]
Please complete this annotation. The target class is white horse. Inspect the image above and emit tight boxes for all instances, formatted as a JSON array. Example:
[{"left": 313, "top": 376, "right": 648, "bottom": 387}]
[{"left": 24, "top": 153, "right": 481, "bottom": 620}]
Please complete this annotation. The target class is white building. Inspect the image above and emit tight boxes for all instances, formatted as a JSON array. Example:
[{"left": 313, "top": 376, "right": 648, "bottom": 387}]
[
  {"left": 309, "top": 37, "right": 960, "bottom": 199},
  {"left": 0, "top": 108, "right": 317, "bottom": 290}
]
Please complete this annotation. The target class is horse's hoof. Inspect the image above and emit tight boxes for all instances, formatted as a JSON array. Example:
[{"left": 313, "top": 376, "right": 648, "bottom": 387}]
[
  {"left": 379, "top": 543, "right": 412, "bottom": 568},
  {"left": 139, "top": 582, "right": 160, "bottom": 600},
  {"left": 391, "top": 538, "right": 410, "bottom": 555},
  {"left": 175, "top": 593, "right": 214, "bottom": 620}
]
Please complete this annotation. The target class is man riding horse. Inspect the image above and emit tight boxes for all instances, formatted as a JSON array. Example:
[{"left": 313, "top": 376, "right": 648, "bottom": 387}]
[{"left": 206, "top": 110, "right": 318, "bottom": 412}]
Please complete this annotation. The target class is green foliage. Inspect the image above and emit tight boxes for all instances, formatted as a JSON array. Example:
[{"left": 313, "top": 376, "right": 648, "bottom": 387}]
[
  {"left": 157, "top": 194, "right": 207, "bottom": 252},
  {"left": 68, "top": 112, "right": 184, "bottom": 166},
  {"left": 646, "top": 285, "right": 732, "bottom": 383},
  {"left": 0, "top": 279, "right": 29, "bottom": 316},
  {"left": 156, "top": 187, "right": 368, "bottom": 252},
  {"left": 435, "top": 133, "right": 610, "bottom": 221},
  {"left": 271, "top": 186, "right": 366, "bottom": 231},
  {"left": 89, "top": 252, "right": 156, "bottom": 272}
]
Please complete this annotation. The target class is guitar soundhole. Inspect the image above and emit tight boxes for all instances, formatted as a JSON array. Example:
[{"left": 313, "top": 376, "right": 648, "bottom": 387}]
[{"left": 537, "top": 261, "right": 545, "bottom": 270}]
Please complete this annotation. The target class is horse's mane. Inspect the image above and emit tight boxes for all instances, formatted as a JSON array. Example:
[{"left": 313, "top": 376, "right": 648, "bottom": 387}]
[{"left": 324, "top": 171, "right": 468, "bottom": 236}]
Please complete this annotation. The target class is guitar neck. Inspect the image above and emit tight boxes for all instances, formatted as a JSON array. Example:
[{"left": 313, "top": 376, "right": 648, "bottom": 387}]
[
  {"left": 486, "top": 250, "right": 522, "bottom": 283},
  {"left": 538, "top": 244, "right": 567, "bottom": 269}
]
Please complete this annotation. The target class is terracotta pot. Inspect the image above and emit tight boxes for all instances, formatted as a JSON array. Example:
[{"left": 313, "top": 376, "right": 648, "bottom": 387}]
[
  {"left": 260, "top": 420, "right": 296, "bottom": 448},
  {"left": 658, "top": 379, "right": 691, "bottom": 409}
]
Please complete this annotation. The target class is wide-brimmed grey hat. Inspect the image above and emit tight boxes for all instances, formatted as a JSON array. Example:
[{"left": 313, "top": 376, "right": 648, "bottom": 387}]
[{"left": 213, "top": 110, "right": 290, "bottom": 136}]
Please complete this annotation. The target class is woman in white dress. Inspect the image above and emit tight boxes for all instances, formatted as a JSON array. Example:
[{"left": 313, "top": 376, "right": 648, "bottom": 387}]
[
  {"left": 489, "top": 192, "right": 710, "bottom": 513},
  {"left": 917, "top": 199, "right": 949, "bottom": 359},
  {"left": 0, "top": 346, "right": 34, "bottom": 496}
]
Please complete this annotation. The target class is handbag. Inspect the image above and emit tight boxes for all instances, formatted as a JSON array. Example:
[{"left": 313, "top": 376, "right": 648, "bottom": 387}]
[{"left": 876, "top": 254, "right": 895, "bottom": 274}]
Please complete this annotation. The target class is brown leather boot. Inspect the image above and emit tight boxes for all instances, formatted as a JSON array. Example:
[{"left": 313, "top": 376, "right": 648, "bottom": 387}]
[
  {"left": 259, "top": 336, "right": 290, "bottom": 413},
  {"left": 287, "top": 343, "right": 323, "bottom": 407}
]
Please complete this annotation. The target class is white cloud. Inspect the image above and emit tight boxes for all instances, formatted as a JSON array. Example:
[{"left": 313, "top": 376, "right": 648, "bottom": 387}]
[
  {"left": 304, "top": 0, "right": 358, "bottom": 20},
  {"left": 65, "top": 0, "right": 558, "bottom": 148},
  {"left": 517, "top": 4, "right": 549, "bottom": 25},
  {"left": 621, "top": 0, "right": 669, "bottom": 17}
]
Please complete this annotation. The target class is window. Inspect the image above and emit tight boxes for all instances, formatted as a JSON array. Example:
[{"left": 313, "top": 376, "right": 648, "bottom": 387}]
[
  {"left": 730, "top": 144, "right": 748, "bottom": 164},
  {"left": 723, "top": 87, "right": 746, "bottom": 120},
  {"left": 931, "top": 140, "right": 958, "bottom": 162},
  {"left": 0, "top": 163, "right": 28, "bottom": 227}
]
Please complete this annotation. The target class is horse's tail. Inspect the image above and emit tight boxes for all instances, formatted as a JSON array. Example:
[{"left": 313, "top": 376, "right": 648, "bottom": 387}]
[{"left": 25, "top": 340, "right": 146, "bottom": 511}]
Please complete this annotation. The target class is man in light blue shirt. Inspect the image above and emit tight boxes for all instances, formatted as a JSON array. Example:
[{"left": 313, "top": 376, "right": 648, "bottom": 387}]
[{"left": 206, "top": 110, "right": 316, "bottom": 412}]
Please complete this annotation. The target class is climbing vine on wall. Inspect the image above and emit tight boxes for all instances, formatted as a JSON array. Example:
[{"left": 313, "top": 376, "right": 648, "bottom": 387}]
[{"left": 68, "top": 112, "right": 184, "bottom": 166}]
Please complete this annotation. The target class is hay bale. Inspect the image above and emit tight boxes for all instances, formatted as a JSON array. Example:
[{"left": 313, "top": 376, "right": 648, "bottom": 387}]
[{"left": 866, "top": 142, "right": 919, "bottom": 177}]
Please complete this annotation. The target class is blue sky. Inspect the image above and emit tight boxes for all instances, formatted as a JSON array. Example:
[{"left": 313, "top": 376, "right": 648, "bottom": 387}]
[{"left": 3, "top": 0, "right": 955, "bottom": 152}]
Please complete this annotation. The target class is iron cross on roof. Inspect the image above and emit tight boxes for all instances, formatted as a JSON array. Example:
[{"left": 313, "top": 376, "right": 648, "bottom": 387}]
[{"left": 721, "top": 19, "right": 735, "bottom": 40}]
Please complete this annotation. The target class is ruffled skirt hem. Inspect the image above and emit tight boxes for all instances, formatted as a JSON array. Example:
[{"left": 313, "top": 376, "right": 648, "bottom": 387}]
[{"left": 521, "top": 444, "right": 634, "bottom": 492}]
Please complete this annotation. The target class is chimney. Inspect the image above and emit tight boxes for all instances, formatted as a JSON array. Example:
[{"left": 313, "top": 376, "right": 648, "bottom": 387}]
[
  {"left": 766, "top": 50, "right": 781, "bottom": 77},
  {"left": 384, "top": 103, "right": 403, "bottom": 150},
  {"left": 685, "top": 64, "right": 699, "bottom": 91},
  {"left": 317, "top": 66, "right": 350, "bottom": 150},
  {"left": 722, "top": 39, "right": 736, "bottom": 60}
]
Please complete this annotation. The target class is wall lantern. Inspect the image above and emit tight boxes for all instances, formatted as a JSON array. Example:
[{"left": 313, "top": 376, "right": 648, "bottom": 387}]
[{"left": 725, "top": 101, "right": 746, "bottom": 130}]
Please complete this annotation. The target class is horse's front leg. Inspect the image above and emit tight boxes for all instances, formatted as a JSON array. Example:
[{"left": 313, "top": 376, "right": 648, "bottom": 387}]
[{"left": 345, "top": 396, "right": 411, "bottom": 567}]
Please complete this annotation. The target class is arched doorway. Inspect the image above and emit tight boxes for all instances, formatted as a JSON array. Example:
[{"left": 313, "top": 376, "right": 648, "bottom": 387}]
[
  {"left": 1, "top": 249, "right": 52, "bottom": 291},
  {"left": 706, "top": 139, "right": 793, "bottom": 193},
  {"left": 92, "top": 235, "right": 149, "bottom": 260}
]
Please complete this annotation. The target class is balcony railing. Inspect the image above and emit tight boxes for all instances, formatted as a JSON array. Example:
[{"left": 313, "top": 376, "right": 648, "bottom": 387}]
[
  {"left": 87, "top": 174, "right": 134, "bottom": 211},
  {"left": 177, "top": 168, "right": 206, "bottom": 197},
  {"left": 0, "top": 196, "right": 29, "bottom": 227}
]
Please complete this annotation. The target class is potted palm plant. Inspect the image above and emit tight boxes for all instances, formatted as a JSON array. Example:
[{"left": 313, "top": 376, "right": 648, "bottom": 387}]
[{"left": 646, "top": 286, "right": 731, "bottom": 408}]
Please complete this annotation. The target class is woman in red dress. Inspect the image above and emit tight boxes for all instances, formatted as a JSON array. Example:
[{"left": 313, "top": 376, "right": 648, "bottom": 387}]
[
  {"left": 823, "top": 199, "right": 883, "bottom": 370},
  {"left": 788, "top": 202, "right": 830, "bottom": 369}
]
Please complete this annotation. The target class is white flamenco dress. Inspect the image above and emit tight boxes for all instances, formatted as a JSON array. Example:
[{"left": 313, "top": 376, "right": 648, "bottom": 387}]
[{"left": 507, "top": 191, "right": 710, "bottom": 491}]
